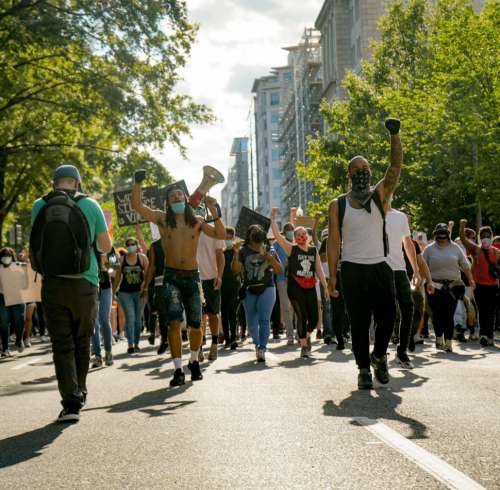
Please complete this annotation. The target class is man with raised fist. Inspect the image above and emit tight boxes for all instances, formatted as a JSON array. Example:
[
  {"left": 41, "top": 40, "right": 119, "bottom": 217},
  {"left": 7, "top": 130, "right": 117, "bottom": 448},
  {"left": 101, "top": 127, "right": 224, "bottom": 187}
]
[
  {"left": 327, "top": 118, "right": 403, "bottom": 390},
  {"left": 132, "top": 171, "right": 226, "bottom": 387}
]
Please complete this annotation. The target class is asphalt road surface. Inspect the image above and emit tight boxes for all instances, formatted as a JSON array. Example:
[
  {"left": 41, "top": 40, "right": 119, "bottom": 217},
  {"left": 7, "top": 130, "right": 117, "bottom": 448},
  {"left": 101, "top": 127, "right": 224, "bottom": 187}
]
[{"left": 1, "top": 333, "right": 499, "bottom": 490}]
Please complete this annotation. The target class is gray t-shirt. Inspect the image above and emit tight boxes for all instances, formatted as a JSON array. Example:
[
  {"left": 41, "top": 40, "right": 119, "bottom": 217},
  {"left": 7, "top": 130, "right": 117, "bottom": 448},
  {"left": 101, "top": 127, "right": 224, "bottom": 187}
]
[{"left": 423, "top": 241, "right": 470, "bottom": 281}]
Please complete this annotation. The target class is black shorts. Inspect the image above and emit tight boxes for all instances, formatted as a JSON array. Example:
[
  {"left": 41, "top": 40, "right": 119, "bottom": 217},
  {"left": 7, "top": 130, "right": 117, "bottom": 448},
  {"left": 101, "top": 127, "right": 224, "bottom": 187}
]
[{"left": 202, "top": 279, "right": 221, "bottom": 315}]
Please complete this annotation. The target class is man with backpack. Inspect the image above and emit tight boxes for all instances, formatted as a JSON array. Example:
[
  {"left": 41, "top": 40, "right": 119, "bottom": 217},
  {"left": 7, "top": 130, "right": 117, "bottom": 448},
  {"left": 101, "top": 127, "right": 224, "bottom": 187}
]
[
  {"left": 30, "top": 165, "right": 112, "bottom": 423},
  {"left": 327, "top": 119, "right": 403, "bottom": 390}
]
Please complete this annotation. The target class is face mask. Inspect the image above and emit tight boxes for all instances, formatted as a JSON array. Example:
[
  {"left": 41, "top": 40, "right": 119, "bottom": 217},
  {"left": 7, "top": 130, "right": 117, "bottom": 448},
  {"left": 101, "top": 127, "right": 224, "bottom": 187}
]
[
  {"left": 225, "top": 240, "right": 233, "bottom": 249},
  {"left": 1, "top": 257, "right": 12, "bottom": 266},
  {"left": 435, "top": 234, "right": 448, "bottom": 242},
  {"left": 126, "top": 245, "right": 137, "bottom": 254},
  {"left": 481, "top": 238, "right": 492, "bottom": 247},
  {"left": 295, "top": 235, "right": 308, "bottom": 246},
  {"left": 285, "top": 231, "right": 294, "bottom": 241},
  {"left": 351, "top": 168, "right": 372, "bottom": 202},
  {"left": 170, "top": 202, "right": 185, "bottom": 215},
  {"left": 251, "top": 230, "right": 267, "bottom": 243}
]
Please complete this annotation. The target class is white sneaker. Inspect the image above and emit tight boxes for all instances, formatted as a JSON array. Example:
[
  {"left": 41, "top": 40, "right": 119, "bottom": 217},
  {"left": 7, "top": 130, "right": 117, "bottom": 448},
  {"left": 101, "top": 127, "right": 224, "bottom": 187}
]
[
  {"left": 395, "top": 352, "right": 414, "bottom": 369},
  {"left": 57, "top": 408, "right": 80, "bottom": 423}
]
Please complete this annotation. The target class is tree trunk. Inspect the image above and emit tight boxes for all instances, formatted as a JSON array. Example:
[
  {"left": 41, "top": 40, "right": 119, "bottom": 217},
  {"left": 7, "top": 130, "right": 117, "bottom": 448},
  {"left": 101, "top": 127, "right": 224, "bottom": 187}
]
[{"left": 472, "top": 137, "right": 482, "bottom": 230}]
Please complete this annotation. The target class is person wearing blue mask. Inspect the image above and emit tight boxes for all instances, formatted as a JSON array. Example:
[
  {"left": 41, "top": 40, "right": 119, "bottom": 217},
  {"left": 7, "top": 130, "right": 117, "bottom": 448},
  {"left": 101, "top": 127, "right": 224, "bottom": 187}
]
[
  {"left": 113, "top": 237, "right": 149, "bottom": 354},
  {"left": 131, "top": 173, "right": 226, "bottom": 387}
]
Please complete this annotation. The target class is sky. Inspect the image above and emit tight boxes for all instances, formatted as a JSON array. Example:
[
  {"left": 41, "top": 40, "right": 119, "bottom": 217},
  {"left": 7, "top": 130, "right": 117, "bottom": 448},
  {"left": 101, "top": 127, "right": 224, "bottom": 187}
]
[{"left": 156, "top": 0, "right": 325, "bottom": 201}]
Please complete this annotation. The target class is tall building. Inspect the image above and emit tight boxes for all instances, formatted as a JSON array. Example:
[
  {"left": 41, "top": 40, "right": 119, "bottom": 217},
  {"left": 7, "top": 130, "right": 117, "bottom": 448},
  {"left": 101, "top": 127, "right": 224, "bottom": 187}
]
[
  {"left": 252, "top": 67, "right": 292, "bottom": 218},
  {"left": 279, "top": 28, "right": 323, "bottom": 212},
  {"left": 315, "top": 0, "right": 484, "bottom": 103},
  {"left": 220, "top": 137, "right": 250, "bottom": 226},
  {"left": 315, "top": 0, "right": 385, "bottom": 103}
]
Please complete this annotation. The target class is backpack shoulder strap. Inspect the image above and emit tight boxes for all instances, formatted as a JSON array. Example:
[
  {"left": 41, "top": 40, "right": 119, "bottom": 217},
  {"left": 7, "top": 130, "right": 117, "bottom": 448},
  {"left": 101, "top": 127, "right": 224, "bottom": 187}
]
[
  {"left": 337, "top": 194, "right": 347, "bottom": 237},
  {"left": 371, "top": 190, "right": 389, "bottom": 257}
]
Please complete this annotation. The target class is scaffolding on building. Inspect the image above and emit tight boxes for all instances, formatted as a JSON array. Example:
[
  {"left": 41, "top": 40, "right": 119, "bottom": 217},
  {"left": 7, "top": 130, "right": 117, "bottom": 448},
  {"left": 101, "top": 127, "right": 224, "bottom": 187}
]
[{"left": 278, "top": 28, "right": 323, "bottom": 213}]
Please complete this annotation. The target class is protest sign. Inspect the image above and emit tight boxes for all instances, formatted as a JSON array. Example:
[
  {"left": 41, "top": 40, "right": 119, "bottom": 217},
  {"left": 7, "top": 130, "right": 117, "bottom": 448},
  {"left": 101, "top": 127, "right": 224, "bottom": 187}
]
[
  {"left": 235, "top": 207, "right": 271, "bottom": 239},
  {"left": 113, "top": 186, "right": 161, "bottom": 227}
]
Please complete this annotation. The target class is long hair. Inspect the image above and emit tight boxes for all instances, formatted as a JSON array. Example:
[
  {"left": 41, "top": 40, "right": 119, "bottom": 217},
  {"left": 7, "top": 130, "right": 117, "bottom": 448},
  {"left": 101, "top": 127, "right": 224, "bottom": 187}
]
[{"left": 165, "top": 202, "right": 198, "bottom": 228}]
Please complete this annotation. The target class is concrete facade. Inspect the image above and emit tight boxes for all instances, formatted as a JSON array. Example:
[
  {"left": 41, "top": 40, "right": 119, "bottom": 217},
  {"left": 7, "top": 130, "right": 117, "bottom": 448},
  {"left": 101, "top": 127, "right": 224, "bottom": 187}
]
[
  {"left": 220, "top": 137, "right": 250, "bottom": 227},
  {"left": 252, "top": 69, "right": 292, "bottom": 218}
]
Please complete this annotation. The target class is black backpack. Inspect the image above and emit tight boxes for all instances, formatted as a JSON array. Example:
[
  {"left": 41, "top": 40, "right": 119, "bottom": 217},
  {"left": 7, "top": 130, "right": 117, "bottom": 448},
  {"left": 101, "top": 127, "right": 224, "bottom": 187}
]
[
  {"left": 338, "top": 191, "right": 389, "bottom": 256},
  {"left": 29, "top": 191, "right": 92, "bottom": 276}
]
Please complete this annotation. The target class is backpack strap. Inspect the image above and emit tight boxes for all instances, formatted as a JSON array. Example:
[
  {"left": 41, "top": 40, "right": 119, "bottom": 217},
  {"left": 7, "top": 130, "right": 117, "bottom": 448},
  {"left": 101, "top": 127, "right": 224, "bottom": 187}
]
[{"left": 372, "top": 191, "right": 389, "bottom": 257}]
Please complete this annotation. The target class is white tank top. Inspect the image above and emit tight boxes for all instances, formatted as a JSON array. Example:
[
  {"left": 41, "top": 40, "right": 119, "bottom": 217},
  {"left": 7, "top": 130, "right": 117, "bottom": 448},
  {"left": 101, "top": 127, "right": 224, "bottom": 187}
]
[{"left": 341, "top": 197, "right": 386, "bottom": 265}]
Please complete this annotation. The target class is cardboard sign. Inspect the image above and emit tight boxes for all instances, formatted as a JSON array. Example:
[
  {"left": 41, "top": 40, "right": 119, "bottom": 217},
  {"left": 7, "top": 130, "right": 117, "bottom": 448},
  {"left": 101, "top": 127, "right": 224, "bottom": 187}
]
[
  {"left": 0, "top": 263, "right": 41, "bottom": 306},
  {"left": 295, "top": 216, "right": 316, "bottom": 228},
  {"left": 235, "top": 207, "right": 271, "bottom": 239},
  {"left": 113, "top": 186, "right": 161, "bottom": 227}
]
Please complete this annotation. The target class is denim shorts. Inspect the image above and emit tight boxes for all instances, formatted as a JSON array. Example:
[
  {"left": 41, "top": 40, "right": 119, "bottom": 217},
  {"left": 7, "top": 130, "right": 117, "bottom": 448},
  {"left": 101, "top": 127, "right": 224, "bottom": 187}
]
[{"left": 163, "top": 268, "right": 202, "bottom": 329}]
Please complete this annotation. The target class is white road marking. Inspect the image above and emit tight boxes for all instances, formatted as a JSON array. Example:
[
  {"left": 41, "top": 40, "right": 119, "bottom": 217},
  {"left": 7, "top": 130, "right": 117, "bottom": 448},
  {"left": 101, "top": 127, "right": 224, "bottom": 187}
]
[
  {"left": 11, "top": 357, "right": 42, "bottom": 370},
  {"left": 355, "top": 417, "right": 486, "bottom": 490}
]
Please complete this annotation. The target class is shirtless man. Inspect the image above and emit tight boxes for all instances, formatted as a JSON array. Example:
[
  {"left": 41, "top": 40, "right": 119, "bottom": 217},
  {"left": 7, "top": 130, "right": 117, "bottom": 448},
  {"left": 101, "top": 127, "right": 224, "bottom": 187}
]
[
  {"left": 327, "top": 118, "right": 403, "bottom": 389},
  {"left": 131, "top": 170, "right": 226, "bottom": 386}
]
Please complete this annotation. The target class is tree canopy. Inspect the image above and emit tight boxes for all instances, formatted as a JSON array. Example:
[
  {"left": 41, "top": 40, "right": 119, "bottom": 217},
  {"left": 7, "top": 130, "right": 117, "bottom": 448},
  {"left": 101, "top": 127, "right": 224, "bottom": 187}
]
[
  {"left": 300, "top": 0, "right": 499, "bottom": 234},
  {"left": 0, "top": 0, "right": 212, "bottom": 245}
]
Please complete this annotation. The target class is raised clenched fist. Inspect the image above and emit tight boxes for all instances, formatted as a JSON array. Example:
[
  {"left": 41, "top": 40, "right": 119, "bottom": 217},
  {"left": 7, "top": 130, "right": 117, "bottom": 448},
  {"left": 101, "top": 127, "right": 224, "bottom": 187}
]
[
  {"left": 385, "top": 118, "right": 401, "bottom": 135},
  {"left": 134, "top": 169, "right": 146, "bottom": 184}
]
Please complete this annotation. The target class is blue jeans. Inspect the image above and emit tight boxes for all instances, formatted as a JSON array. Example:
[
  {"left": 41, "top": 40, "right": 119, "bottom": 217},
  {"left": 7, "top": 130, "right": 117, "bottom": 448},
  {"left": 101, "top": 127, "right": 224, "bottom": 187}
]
[
  {"left": 117, "top": 291, "right": 142, "bottom": 346},
  {"left": 0, "top": 295, "right": 26, "bottom": 350},
  {"left": 92, "top": 287, "right": 113, "bottom": 356},
  {"left": 243, "top": 286, "right": 276, "bottom": 351}
]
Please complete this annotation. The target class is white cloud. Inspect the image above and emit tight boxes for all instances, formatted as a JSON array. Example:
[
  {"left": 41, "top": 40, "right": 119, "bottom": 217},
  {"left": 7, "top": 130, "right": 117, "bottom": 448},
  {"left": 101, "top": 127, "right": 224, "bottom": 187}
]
[{"left": 155, "top": 0, "right": 324, "bottom": 201}]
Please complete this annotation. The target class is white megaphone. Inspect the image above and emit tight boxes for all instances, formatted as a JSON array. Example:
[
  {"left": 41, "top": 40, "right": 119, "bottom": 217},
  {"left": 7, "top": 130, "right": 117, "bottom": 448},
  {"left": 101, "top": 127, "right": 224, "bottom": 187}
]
[{"left": 189, "top": 165, "right": 225, "bottom": 209}]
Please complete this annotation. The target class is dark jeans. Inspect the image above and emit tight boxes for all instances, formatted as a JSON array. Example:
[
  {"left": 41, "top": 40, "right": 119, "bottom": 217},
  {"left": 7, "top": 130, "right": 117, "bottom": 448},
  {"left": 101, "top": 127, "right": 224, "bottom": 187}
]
[
  {"left": 221, "top": 283, "right": 239, "bottom": 343},
  {"left": 341, "top": 261, "right": 396, "bottom": 369},
  {"left": 393, "top": 270, "right": 414, "bottom": 356},
  {"left": 475, "top": 283, "right": 499, "bottom": 339},
  {"left": 426, "top": 284, "right": 463, "bottom": 341},
  {"left": 42, "top": 277, "right": 98, "bottom": 410},
  {"left": 35, "top": 302, "right": 46, "bottom": 336},
  {"left": 148, "top": 285, "right": 169, "bottom": 339},
  {"left": 0, "top": 295, "right": 26, "bottom": 350}
]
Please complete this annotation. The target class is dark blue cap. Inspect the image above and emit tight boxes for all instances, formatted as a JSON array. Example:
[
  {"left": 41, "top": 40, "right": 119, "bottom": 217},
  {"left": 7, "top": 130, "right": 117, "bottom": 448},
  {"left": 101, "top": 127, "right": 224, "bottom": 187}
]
[{"left": 53, "top": 165, "right": 82, "bottom": 183}]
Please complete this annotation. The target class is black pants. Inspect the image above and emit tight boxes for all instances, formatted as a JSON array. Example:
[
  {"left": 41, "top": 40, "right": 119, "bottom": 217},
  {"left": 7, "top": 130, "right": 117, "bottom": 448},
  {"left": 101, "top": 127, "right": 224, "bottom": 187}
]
[
  {"left": 287, "top": 279, "right": 318, "bottom": 340},
  {"left": 221, "top": 283, "right": 239, "bottom": 343},
  {"left": 35, "top": 302, "right": 46, "bottom": 336},
  {"left": 148, "top": 285, "right": 169, "bottom": 339},
  {"left": 271, "top": 285, "right": 281, "bottom": 336},
  {"left": 341, "top": 261, "right": 396, "bottom": 369},
  {"left": 42, "top": 277, "right": 98, "bottom": 411},
  {"left": 426, "top": 285, "right": 463, "bottom": 341},
  {"left": 393, "top": 271, "right": 414, "bottom": 356},
  {"left": 475, "top": 283, "right": 499, "bottom": 339}
]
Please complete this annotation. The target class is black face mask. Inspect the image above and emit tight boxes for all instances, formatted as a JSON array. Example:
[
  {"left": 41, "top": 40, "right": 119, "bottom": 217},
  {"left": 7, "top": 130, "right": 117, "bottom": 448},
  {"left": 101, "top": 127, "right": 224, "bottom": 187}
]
[
  {"left": 351, "top": 168, "right": 372, "bottom": 203},
  {"left": 435, "top": 233, "right": 449, "bottom": 241},
  {"left": 251, "top": 230, "right": 267, "bottom": 244}
]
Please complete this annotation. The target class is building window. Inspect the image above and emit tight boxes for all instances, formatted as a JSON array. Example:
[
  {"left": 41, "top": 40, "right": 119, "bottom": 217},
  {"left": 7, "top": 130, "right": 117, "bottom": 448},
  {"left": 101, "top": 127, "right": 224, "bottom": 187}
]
[
  {"left": 272, "top": 187, "right": 281, "bottom": 200},
  {"left": 283, "top": 71, "right": 292, "bottom": 82},
  {"left": 270, "top": 92, "right": 280, "bottom": 106},
  {"left": 271, "top": 148, "right": 279, "bottom": 161},
  {"left": 271, "top": 111, "right": 279, "bottom": 124},
  {"left": 354, "top": 0, "right": 360, "bottom": 21},
  {"left": 272, "top": 168, "right": 282, "bottom": 180}
]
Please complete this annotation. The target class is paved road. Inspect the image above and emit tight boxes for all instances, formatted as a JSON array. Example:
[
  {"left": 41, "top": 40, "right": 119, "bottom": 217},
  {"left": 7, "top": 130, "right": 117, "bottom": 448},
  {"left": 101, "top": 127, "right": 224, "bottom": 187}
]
[{"left": 1, "top": 334, "right": 499, "bottom": 490}]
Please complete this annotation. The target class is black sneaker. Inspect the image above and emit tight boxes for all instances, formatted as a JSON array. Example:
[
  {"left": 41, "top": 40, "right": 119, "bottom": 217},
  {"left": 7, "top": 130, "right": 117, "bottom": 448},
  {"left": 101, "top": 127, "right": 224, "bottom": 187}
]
[
  {"left": 169, "top": 369, "right": 185, "bottom": 387},
  {"left": 370, "top": 352, "right": 390, "bottom": 384},
  {"left": 57, "top": 408, "right": 80, "bottom": 423},
  {"left": 157, "top": 342, "right": 168, "bottom": 355},
  {"left": 479, "top": 336, "right": 489, "bottom": 347},
  {"left": 181, "top": 331, "right": 188, "bottom": 342},
  {"left": 148, "top": 334, "right": 155, "bottom": 345},
  {"left": 336, "top": 340, "right": 345, "bottom": 351},
  {"left": 230, "top": 342, "right": 238, "bottom": 350},
  {"left": 456, "top": 332, "right": 467, "bottom": 343},
  {"left": 324, "top": 336, "right": 332, "bottom": 345},
  {"left": 272, "top": 333, "right": 280, "bottom": 340},
  {"left": 127, "top": 346, "right": 134, "bottom": 354},
  {"left": 224, "top": 342, "right": 231, "bottom": 349},
  {"left": 188, "top": 361, "right": 203, "bottom": 381},
  {"left": 357, "top": 368, "right": 373, "bottom": 390}
]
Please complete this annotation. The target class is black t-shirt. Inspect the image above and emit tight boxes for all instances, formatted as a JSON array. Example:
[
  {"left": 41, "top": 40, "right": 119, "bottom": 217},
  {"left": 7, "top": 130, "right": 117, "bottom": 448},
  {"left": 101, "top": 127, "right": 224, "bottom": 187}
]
[
  {"left": 239, "top": 245, "right": 277, "bottom": 292},
  {"left": 403, "top": 239, "right": 421, "bottom": 280},
  {"left": 288, "top": 245, "right": 317, "bottom": 288},
  {"left": 222, "top": 248, "right": 240, "bottom": 285}
]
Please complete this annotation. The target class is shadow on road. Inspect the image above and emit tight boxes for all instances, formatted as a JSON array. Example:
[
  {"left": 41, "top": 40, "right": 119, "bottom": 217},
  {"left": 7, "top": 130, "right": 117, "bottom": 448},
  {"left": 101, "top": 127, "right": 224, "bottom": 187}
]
[
  {"left": 323, "top": 370, "right": 429, "bottom": 440},
  {"left": 0, "top": 423, "right": 68, "bottom": 469},
  {"left": 84, "top": 383, "right": 195, "bottom": 418}
]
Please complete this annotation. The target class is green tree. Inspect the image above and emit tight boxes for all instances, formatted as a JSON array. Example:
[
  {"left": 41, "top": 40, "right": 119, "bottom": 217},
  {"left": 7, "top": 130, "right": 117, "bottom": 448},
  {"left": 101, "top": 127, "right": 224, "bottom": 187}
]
[
  {"left": 301, "top": 0, "right": 499, "bottom": 235},
  {"left": 0, "top": 0, "right": 213, "bottom": 243}
]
